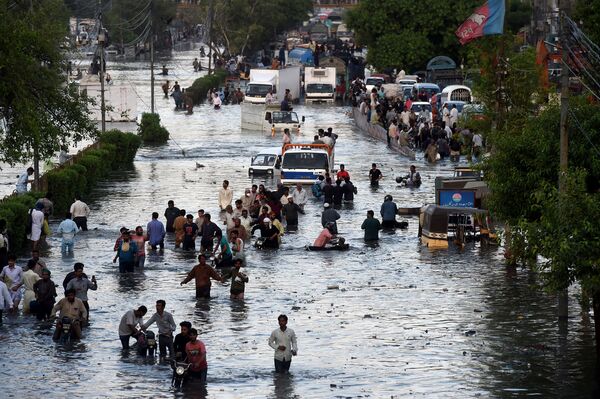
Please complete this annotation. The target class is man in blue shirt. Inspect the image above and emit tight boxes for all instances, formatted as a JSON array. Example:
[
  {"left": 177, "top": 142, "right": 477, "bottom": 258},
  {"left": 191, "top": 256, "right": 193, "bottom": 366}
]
[
  {"left": 380, "top": 195, "right": 399, "bottom": 228},
  {"left": 147, "top": 212, "right": 165, "bottom": 250},
  {"left": 57, "top": 213, "right": 78, "bottom": 255},
  {"left": 16, "top": 167, "right": 34, "bottom": 193}
]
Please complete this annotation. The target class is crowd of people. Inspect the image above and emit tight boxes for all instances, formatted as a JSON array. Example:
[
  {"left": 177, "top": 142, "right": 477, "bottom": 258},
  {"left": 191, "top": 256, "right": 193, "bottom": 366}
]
[{"left": 350, "top": 78, "right": 485, "bottom": 162}]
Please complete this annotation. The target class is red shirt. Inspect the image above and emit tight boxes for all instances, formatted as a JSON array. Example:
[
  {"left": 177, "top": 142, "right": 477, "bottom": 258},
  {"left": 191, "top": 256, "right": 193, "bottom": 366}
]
[
  {"left": 186, "top": 340, "right": 207, "bottom": 371},
  {"left": 336, "top": 170, "right": 350, "bottom": 181}
]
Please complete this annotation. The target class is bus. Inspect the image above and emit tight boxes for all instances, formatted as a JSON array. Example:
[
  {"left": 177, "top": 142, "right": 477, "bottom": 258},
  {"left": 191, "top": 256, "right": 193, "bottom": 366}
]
[{"left": 280, "top": 143, "right": 334, "bottom": 185}]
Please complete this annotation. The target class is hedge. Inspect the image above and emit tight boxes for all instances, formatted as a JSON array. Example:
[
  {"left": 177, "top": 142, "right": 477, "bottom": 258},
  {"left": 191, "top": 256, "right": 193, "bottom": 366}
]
[
  {"left": 0, "top": 192, "right": 40, "bottom": 253},
  {"left": 45, "top": 130, "right": 141, "bottom": 214},
  {"left": 188, "top": 70, "right": 227, "bottom": 105},
  {"left": 99, "top": 129, "right": 142, "bottom": 165},
  {"left": 138, "top": 113, "right": 170, "bottom": 144},
  {"left": 0, "top": 131, "right": 141, "bottom": 254}
]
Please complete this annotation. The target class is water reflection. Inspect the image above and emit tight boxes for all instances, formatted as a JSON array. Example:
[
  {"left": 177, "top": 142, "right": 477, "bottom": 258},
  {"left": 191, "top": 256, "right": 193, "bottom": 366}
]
[{"left": 270, "top": 373, "right": 297, "bottom": 399}]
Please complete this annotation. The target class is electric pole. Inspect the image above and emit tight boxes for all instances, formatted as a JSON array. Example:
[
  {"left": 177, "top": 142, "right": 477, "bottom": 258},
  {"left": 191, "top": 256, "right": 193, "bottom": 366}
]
[
  {"left": 207, "top": 0, "right": 214, "bottom": 75},
  {"left": 150, "top": 0, "right": 155, "bottom": 113},
  {"left": 558, "top": 7, "right": 569, "bottom": 321},
  {"left": 99, "top": 0, "right": 106, "bottom": 133}
]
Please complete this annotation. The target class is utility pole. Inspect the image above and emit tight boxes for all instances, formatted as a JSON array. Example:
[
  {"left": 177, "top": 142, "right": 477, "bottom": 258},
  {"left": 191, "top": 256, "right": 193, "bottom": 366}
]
[
  {"left": 207, "top": 0, "right": 214, "bottom": 75},
  {"left": 558, "top": 8, "right": 569, "bottom": 321},
  {"left": 150, "top": 0, "right": 155, "bottom": 113},
  {"left": 98, "top": 1, "right": 106, "bottom": 133}
]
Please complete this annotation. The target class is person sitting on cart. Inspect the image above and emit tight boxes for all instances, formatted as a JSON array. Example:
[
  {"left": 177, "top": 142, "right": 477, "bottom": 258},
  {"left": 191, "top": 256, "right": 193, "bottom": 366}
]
[{"left": 312, "top": 222, "right": 344, "bottom": 249}]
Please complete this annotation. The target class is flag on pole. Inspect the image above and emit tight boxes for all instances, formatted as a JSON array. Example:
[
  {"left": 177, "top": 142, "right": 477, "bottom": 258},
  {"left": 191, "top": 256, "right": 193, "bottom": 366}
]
[{"left": 455, "top": 0, "right": 506, "bottom": 45}]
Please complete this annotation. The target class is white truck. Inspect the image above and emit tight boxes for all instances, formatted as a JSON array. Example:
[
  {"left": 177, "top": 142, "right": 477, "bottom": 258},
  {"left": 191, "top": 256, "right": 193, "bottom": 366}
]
[
  {"left": 245, "top": 67, "right": 301, "bottom": 104},
  {"left": 304, "top": 67, "right": 336, "bottom": 104}
]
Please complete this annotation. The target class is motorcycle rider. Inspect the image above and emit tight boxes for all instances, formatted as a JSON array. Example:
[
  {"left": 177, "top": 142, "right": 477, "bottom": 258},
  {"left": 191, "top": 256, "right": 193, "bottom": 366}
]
[
  {"left": 65, "top": 263, "right": 97, "bottom": 321},
  {"left": 51, "top": 288, "right": 87, "bottom": 340},
  {"left": 174, "top": 321, "right": 192, "bottom": 361}
]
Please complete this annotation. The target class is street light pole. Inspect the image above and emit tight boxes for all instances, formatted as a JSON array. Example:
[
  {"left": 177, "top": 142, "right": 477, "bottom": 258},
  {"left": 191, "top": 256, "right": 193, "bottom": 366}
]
[
  {"left": 150, "top": 1, "right": 155, "bottom": 113},
  {"left": 98, "top": 29, "right": 106, "bottom": 133}
]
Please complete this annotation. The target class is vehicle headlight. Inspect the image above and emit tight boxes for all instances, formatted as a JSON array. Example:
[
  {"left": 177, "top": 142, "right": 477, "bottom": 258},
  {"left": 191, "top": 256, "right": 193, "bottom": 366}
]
[{"left": 176, "top": 366, "right": 185, "bottom": 375}]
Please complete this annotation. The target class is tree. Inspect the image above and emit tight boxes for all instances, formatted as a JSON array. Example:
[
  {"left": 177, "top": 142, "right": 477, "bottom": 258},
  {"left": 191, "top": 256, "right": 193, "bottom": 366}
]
[
  {"left": 204, "top": 0, "right": 312, "bottom": 57},
  {"left": 0, "top": 0, "right": 96, "bottom": 178},
  {"left": 574, "top": 0, "right": 600, "bottom": 46},
  {"left": 346, "top": 0, "right": 480, "bottom": 71},
  {"left": 482, "top": 92, "right": 600, "bottom": 356}
]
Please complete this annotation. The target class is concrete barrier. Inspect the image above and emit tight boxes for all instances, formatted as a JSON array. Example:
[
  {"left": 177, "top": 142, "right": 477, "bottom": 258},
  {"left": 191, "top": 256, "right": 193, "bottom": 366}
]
[{"left": 352, "top": 107, "right": 416, "bottom": 160}]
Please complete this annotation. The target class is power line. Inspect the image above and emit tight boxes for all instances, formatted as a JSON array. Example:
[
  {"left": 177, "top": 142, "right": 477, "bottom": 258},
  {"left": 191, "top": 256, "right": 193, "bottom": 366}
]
[{"left": 568, "top": 109, "right": 600, "bottom": 160}]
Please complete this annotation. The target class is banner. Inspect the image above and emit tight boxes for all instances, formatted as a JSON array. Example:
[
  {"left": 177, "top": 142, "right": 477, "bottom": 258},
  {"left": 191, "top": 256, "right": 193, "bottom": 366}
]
[{"left": 455, "top": 0, "right": 505, "bottom": 45}]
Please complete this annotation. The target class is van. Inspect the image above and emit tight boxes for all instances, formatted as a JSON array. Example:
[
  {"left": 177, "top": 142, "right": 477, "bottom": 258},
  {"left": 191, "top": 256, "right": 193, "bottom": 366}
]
[
  {"left": 440, "top": 85, "right": 472, "bottom": 104},
  {"left": 411, "top": 83, "right": 441, "bottom": 101},
  {"left": 248, "top": 147, "right": 282, "bottom": 176},
  {"left": 280, "top": 143, "right": 334, "bottom": 185}
]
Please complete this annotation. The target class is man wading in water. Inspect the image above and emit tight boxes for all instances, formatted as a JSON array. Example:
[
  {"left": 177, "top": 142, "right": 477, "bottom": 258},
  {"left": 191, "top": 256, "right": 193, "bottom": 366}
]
[{"left": 180, "top": 254, "right": 223, "bottom": 299}]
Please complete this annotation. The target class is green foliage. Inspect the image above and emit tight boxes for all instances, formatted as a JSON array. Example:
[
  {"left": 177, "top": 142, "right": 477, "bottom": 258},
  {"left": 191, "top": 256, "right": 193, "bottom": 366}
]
[
  {"left": 0, "top": 0, "right": 97, "bottom": 166},
  {"left": 0, "top": 192, "right": 40, "bottom": 253},
  {"left": 138, "top": 113, "right": 170, "bottom": 144},
  {"left": 524, "top": 170, "right": 600, "bottom": 293},
  {"left": 574, "top": 0, "right": 600, "bottom": 46},
  {"left": 467, "top": 35, "right": 547, "bottom": 132},
  {"left": 188, "top": 71, "right": 227, "bottom": 105},
  {"left": 346, "top": 0, "right": 480, "bottom": 71},
  {"left": 506, "top": 0, "right": 532, "bottom": 33},
  {"left": 43, "top": 130, "right": 140, "bottom": 213},
  {"left": 482, "top": 95, "right": 600, "bottom": 304},
  {"left": 99, "top": 129, "right": 142, "bottom": 164},
  {"left": 208, "top": 0, "right": 313, "bottom": 56}
]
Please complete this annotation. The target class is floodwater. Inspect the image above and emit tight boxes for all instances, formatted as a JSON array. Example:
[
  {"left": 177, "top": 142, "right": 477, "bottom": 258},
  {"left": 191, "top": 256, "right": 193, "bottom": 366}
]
[{"left": 0, "top": 46, "right": 597, "bottom": 398}]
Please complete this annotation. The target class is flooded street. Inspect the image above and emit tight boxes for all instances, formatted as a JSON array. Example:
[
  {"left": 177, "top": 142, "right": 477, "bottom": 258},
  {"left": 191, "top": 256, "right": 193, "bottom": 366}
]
[{"left": 1, "top": 47, "right": 597, "bottom": 398}]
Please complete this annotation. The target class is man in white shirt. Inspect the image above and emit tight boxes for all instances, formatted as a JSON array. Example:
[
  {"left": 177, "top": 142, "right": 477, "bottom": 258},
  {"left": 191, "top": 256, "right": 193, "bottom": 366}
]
[
  {"left": 15, "top": 167, "right": 34, "bottom": 194},
  {"left": 28, "top": 203, "right": 45, "bottom": 250},
  {"left": 291, "top": 183, "right": 307, "bottom": 210},
  {"left": 442, "top": 104, "right": 450, "bottom": 127},
  {"left": 400, "top": 108, "right": 410, "bottom": 127},
  {"left": 265, "top": 89, "right": 275, "bottom": 104},
  {"left": 449, "top": 104, "right": 459, "bottom": 128},
  {"left": 70, "top": 195, "right": 90, "bottom": 231},
  {"left": 0, "top": 279, "right": 13, "bottom": 322},
  {"left": 239, "top": 209, "right": 252, "bottom": 232},
  {"left": 218, "top": 180, "right": 233, "bottom": 211},
  {"left": 472, "top": 132, "right": 484, "bottom": 157},
  {"left": 0, "top": 255, "right": 23, "bottom": 311},
  {"left": 268, "top": 314, "right": 298, "bottom": 373},
  {"left": 57, "top": 212, "right": 78, "bottom": 255},
  {"left": 118, "top": 306, "right": 148, "bottom": 350}
]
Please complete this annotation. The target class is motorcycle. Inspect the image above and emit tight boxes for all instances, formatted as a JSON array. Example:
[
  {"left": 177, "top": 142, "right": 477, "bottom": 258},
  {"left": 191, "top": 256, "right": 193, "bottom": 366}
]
[
  {"left": 136, "top": 330, "right": 157, "bottom": 357},
  {"left": 395, "top": 175, "right": 421, "bottom": 188},
  {"left": 171, "top": 359, "right": 191, "bottom": 388},
  {"left": 58, "top": 316, "right": 73, "bottom": 343},
  {"left": 254, "top": 237, "right": 266, "bottom": 249}
]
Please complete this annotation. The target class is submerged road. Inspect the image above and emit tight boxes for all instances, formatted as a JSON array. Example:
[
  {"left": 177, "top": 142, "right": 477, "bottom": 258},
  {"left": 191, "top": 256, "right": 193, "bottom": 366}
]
[{"left": 0, "top": 46, "right": 597, "bottom": 398}]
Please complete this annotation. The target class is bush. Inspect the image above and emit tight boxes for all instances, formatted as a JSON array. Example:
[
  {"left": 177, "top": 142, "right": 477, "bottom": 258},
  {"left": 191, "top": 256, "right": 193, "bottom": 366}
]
[
  {"left": 0, "top": 192, "right": 39, "bottom": 253},
  {"left": 99, "top": 129, "right": 142, "bottom": 165},
  {"left": 138, "top": 113, "right": 170, "bottom": 144},
  {"left": 188, "top": 70, "right": 227, "bottom": 104},
  {"left": 0, "top": 130, "right": 141, "bottom": 253}
]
